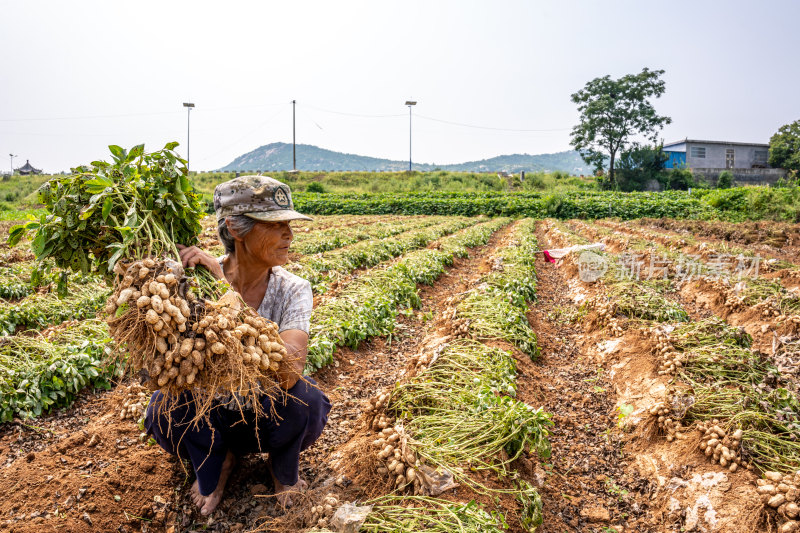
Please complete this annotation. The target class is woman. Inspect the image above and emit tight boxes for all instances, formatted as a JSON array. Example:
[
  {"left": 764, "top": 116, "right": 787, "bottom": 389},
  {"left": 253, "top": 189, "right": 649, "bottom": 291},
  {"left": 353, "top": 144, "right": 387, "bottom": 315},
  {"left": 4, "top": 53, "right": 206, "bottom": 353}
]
[{"left": 144, "top": 176, "right": 331, "bottom": 516}]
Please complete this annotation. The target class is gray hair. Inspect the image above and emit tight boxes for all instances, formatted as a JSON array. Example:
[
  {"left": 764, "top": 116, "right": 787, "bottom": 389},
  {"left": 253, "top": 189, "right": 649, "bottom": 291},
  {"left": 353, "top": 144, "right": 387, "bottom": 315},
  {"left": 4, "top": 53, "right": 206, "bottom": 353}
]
[{"left": 217, "top": 215, "right": 258, "bottom": 255}]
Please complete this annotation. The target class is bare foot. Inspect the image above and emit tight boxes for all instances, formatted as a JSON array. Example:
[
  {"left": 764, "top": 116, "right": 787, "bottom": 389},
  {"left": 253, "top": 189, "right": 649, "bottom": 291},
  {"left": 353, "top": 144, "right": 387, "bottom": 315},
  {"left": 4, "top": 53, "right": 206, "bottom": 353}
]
[
  {"left": 268, "top": 461, "right": 307, "bottom": 508},
  {"left": 191, "top": 451, "right": 236, "bottom": 516},
  {"left": 190, "top": 479, "right": 203, "bottom": 508}
]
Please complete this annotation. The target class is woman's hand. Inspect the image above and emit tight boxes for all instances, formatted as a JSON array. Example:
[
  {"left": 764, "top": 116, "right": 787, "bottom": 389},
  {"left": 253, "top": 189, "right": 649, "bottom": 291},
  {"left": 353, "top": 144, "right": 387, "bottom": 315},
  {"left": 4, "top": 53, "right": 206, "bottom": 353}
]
[{"left": 177, "top": 245, "right": 225, "bottom": 280}]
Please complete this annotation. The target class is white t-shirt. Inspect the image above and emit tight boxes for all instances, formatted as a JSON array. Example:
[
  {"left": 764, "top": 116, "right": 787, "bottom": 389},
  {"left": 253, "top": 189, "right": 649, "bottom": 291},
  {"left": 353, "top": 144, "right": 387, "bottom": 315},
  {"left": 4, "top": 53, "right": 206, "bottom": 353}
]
[
  {"left": 219, "top": 258, "right": 313, "bottom": 334},
  {"left": 215, "top": 260, "right": 312, "bottom": 409}
]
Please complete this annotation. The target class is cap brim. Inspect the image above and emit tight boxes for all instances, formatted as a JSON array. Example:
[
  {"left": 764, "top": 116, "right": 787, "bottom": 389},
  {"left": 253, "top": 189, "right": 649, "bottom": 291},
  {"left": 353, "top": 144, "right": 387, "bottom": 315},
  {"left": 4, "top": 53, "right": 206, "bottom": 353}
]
[{"left": 243, "top": 210, "right": 313, "bottom": 222}]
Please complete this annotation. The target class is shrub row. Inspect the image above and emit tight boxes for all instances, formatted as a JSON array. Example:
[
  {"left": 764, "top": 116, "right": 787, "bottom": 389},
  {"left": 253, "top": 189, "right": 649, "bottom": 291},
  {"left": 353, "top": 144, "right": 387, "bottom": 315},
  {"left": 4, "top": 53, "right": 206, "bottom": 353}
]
[
  {"left": 294, "top": 191, "right": 716, "bottom": 219},
  {"left": 292, "top": 187, "right": 800, "bottom": 222}
]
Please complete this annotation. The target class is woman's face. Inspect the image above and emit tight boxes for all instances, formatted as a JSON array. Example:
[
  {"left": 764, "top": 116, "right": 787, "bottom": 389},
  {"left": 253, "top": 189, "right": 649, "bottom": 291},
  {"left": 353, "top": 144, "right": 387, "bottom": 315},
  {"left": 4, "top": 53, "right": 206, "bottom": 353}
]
[{"left": 240, "top": 220, "right": 294, "bottom": 267}]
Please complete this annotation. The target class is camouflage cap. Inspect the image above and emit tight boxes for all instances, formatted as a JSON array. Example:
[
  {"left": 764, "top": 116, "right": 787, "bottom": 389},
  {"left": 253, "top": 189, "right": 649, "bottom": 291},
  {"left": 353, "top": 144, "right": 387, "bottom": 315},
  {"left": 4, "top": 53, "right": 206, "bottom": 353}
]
[{"left": 213, "top": 175, "right": 312, "bottom": 222}]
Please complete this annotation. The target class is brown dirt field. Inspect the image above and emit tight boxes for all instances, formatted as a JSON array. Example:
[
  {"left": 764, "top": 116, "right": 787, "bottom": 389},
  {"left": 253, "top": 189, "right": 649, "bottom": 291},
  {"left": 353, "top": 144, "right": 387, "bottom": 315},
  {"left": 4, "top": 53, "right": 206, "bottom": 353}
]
[
  {"left": 0, "top": 384, "right": 183, "bottom": 533},
  {"left": 535, "top": 219, "right": 766, "bottom": 533},
  {"left": 568, "top": 219, "right": 800, "bottom": 347},
  {"left": 599, "top": 218, "right": 800, "bottom": 272},
  {"left": 2, "top": 217, "right": 790, "bottom": 532},
  {"left": 636, "top": 218, "right": 800, "bottom": 263}
]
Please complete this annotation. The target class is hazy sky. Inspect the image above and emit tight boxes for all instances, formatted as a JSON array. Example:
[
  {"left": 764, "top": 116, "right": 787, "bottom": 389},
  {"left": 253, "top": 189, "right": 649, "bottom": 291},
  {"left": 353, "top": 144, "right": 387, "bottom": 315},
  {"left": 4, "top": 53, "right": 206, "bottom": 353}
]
[{"left": 2, "top": 0, "right": 799, "bottom": 173}]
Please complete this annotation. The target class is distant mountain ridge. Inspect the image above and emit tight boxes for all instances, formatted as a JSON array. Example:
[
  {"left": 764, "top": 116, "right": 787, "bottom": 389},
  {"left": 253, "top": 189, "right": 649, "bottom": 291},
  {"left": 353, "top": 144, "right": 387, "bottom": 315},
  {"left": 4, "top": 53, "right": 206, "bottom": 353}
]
[{"left": 219, "top": 143, "right": 590, "bottom": 174}]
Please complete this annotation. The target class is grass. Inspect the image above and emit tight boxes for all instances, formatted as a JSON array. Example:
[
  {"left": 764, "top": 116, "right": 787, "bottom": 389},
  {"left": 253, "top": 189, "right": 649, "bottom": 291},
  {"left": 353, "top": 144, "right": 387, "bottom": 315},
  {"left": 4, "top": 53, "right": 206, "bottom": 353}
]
[
  {"left": 190, "top": 169, "right": 596, "bottom": 195},
  {"left": 0, "top": 173, "right": 51, "bottom": 205},
  {"left": 0, "top": 208, "right": 46, "bottom": 223}
]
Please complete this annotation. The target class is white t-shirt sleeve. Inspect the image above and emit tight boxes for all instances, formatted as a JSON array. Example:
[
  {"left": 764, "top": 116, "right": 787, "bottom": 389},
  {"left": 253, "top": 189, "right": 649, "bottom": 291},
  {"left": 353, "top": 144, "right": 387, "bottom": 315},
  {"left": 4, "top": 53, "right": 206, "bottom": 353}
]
[{"left": 278, "top": 276, "right": 312, "bottom": 334}]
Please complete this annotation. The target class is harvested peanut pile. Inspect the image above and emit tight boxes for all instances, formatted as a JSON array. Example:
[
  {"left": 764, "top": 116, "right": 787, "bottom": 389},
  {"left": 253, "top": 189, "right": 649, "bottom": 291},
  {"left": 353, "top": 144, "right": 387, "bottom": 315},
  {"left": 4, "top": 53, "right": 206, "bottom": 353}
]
[
  {"left": 370, "top": 424, "right": 424, "bottom": 494},
  {"left": 106, "top": 258, "right": 289, "bottom": 415},
  {"left": 649, "top": 398, "right": 688, "bottom": 442},
  {"left": 588, "top": 295, "right": 624, "bottom": 336},
  {"left": 697, "top": 420, "right": 745, "bottom": 473},
  {"left": 757, "top": 470, "right": 800, "bottom": 532},
  {"left": 117, "top": 383, "right": 150, "bottom": 421}
]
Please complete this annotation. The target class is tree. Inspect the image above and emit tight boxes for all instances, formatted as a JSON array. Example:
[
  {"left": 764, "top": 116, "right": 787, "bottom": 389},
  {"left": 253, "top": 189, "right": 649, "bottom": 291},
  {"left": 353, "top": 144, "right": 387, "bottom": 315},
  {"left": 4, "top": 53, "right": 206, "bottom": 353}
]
[
  {"left": 615, "top": 143, "right": 668, "bottom": 191},
  {"left": 570, "top": 68, "right": 672, "bottom": 190},
  {"left": 717, "top": 170, "right": 734, "bottom": 189},
  {"left": 769, "top": 119, "right": 800, "bottom": 173}
]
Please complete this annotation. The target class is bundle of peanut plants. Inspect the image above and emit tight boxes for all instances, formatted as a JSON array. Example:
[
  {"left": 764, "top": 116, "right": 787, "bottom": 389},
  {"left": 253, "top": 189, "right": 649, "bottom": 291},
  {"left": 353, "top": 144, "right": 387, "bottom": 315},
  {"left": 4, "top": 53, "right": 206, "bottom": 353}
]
[
  {"left": 390, "top": 340, "right": 552, "bottom": 484},
  {"left": 359, "top": 495, "right": 508, "bottom": 532},
  {"left": 663, "top": 318, "right": 800, "bottom": 472},
  {"left": 8, "top": 144, "right": 291, "bottom": 420}
]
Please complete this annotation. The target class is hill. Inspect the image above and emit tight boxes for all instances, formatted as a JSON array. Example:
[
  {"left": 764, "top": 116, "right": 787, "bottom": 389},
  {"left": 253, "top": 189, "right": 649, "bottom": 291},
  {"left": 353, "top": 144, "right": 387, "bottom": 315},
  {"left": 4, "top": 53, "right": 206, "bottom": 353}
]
[{"left": 218, "top": 143, "right": 591, "bottom": 174}]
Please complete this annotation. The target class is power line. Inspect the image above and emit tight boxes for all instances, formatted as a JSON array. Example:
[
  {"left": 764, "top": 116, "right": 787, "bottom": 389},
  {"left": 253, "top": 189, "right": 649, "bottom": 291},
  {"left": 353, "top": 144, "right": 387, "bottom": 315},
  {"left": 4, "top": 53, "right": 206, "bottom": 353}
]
[
  {"left": 0, "top": 102, "right": 570, "bottom": 134},
  {"left": 0, "top": 110, "right": 183, "bottom": 122},
  {"left": 298, "top": 108, "right": 325, "bottom": 131},
  {"left": 0, "top": 102, "right": 289, "bottom": 123},
  {"left": 299, "top": 103, "right": 569, "bottom": 132},
  {"left": 301, "top": 103, "right": 405, "bottom": 119},
  {"left": 415, "top": 113, "right": 570, "bottom": 132},
  {"left": 195, "top": 106, "right": 289, "bottom": 163}
]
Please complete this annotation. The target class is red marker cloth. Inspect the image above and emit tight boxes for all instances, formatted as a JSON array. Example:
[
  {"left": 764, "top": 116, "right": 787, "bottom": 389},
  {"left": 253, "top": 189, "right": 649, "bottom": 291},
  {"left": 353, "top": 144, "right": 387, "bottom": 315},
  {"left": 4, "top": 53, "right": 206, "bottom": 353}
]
[{"left": 542, "top": 243, "right": 605, "bottom": 267}]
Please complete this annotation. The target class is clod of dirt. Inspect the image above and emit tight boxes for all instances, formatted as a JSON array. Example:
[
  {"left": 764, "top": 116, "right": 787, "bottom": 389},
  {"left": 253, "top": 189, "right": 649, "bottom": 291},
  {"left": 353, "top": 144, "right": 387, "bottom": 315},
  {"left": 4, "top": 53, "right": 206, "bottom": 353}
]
[
  {"left": 249, "top": 484, "right": 268, "bottom": 495},
  {"left": 581, "top": 505, "right": 611, "bottom": 522}
]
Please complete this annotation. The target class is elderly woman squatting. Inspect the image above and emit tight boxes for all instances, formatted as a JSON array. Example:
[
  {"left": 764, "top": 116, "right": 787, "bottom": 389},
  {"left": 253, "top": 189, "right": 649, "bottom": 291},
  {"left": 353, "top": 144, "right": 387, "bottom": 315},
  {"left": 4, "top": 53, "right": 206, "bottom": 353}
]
[{"left": 144, "top": 176, "right": 331, "bottom": 515}]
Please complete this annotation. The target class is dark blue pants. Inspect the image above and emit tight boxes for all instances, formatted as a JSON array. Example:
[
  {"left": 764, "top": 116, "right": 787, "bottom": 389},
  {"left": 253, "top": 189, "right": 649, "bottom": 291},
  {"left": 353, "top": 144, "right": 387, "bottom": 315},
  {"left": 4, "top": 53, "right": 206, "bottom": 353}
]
[{"left": 144, "top": 378, "right": 330, "bottom": 496}]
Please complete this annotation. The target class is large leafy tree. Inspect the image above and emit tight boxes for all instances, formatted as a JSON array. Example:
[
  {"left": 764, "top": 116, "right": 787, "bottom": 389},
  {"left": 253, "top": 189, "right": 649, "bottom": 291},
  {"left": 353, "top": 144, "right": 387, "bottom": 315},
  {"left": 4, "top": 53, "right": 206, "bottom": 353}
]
[
  {"left": 769, "top": 119, "right": 800, "bottom": 173},
  {"left": 570, "top": 68, "right": 672, "bottom": 189}
]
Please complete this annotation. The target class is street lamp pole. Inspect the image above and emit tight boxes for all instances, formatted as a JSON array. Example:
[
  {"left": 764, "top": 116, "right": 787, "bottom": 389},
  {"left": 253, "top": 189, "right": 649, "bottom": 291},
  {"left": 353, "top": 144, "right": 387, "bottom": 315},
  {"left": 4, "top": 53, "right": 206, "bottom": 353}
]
[
  {"left": 9, "top": 154, "right": 16, "bottom": 176},
  {"left": 292, "top": 100, "right": 296, "bottom": 171},
  {"left": 405, "top": 100, "right": 417, "bottom": 171},
  {"left": 182, "top": 102, "right": 195, "bottom": 173}
]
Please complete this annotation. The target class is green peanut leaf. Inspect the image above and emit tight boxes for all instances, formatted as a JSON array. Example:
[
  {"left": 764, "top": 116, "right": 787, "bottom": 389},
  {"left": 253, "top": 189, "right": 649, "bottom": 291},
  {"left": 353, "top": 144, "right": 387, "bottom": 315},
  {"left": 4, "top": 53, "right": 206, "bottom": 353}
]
[
  {"left": 101, "top": 196, "right": 113, "bottom": 219},
  {"left": 128, "top": 144, "right": 145, "bottom": 159},
  {"left": 108, "top": 145, "right": 126, "bottom": 161}
]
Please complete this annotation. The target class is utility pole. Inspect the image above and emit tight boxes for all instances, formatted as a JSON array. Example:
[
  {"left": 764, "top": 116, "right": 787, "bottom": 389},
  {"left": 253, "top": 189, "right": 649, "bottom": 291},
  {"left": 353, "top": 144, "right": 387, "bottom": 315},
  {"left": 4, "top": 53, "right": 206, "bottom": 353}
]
[
  {"left": 9, "top": 154, "right": 16, "bottom": 176},
  {"left": 292, "top": 100, "right": 296, "bottom": 171},
  {"left": 182, "top": 102, "right": 195, "bottom": 172},
  {"left": 405, "top": 100, "right": 417, "bottom": 171}
]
